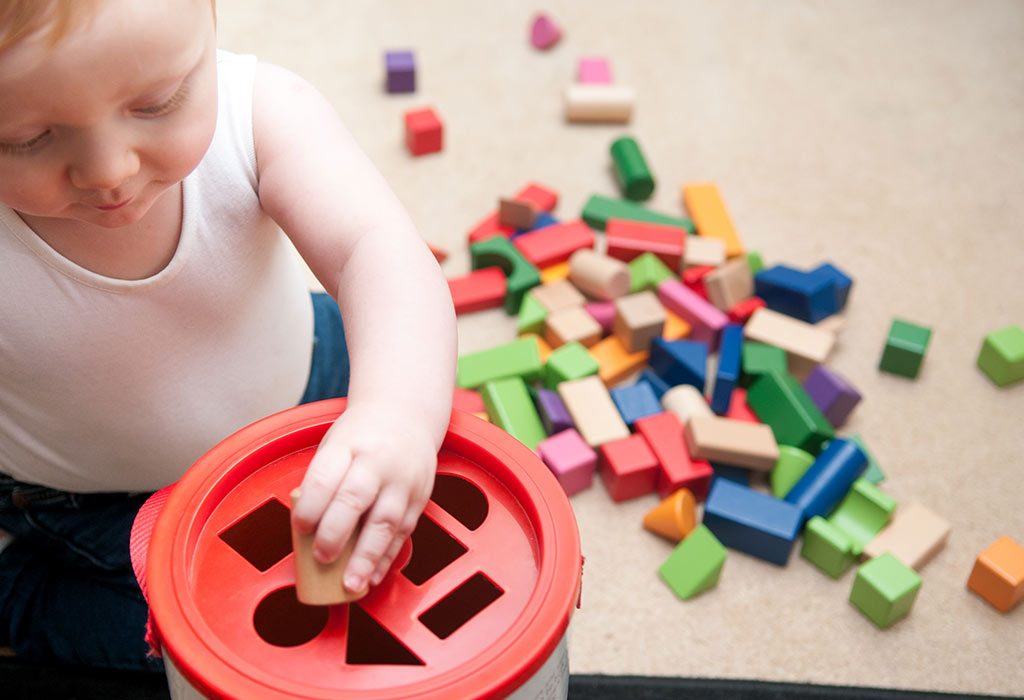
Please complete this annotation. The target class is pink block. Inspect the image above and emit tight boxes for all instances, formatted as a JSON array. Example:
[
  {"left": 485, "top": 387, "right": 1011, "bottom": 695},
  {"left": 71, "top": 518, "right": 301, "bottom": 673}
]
[
  {"left": 656, "top": 279, "right": 729, "bottom": 350},
  {"left": 578, "top": 57, "right": 612, "bottom": 84},
  {"left": 530, "top": 13, "right": 562, "bottom": 50},
  {"left": 584, "top": 301, "right": 616, "bottom": 334},
  {"left": 537, "top": 428, "right": 597, "bottom": 496}
]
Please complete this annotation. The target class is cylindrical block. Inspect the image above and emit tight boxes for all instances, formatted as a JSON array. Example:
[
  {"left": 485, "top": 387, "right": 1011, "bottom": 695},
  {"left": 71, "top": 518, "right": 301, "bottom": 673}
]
[
  {"left": 568, "top": 249, "right": 631, "bottom": 300},
  {"left": 784, "top": 438, "right": 867, "bottom": 522},
  {"left": 661, "top": 384, "right": 713, "bottom": 425},
  {"left": 564, "top": 84, "right": 634, "bottom": 124},
  {"left": 610, "top": 136, "right": 655, "bottom": 201}
]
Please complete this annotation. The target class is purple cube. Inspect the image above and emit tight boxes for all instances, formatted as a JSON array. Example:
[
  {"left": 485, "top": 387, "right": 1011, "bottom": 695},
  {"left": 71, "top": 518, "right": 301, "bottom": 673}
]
[
  {"left": 536, "top": 388, "right": 574, "bottom": 435},
  {"left": 385, "top": 50, "right": 416, "bottom": 94},
  {"left": 803, "top": 365, "right": 862, "bottom": 427},
  {"left": 537, "top": 429, "right": 597, "bottom": 496}
]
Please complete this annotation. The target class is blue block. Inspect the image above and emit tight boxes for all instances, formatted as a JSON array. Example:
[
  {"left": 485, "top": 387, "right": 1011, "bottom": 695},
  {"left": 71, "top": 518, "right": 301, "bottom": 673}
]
[
  {"left": 754, "top": 265, "right": 838, "bottom": 324},
  {"left": 649, "top": 338, "right": 707, "bottom": 391},
  {"left": 610, "top": 383, "right": 662, "bottom": 427},
  {"left": 637, "top": 368, "right": 671, "bottom": 400},
  {"left": 512, "top": 212, "right": 560, "bottom": 238},
  {"left": 811, "top": 262, "right": 852, "bottom": 313},
  {"left": 710, "top": 324, "right": 743, "bottom": 415},
  {"left": 784, "top": 438, "right": 867, "bottom": 523},
  {"left": 703, "top": 479, "right": 803, "bottom": 566},
  {"left": 712, "top": 463, "right": 750, "bottom": 486}
]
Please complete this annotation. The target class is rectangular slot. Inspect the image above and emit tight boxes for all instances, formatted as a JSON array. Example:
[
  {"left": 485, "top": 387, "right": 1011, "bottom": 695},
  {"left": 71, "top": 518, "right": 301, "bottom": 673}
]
[{"left": 418, "top": 573, "right": 504, "bottom": 640}]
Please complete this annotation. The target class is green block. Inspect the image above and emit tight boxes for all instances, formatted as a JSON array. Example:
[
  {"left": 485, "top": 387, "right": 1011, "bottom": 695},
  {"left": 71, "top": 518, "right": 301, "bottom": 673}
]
[
  {"left": 801, "top": 516, "right": 856, "bottom": 578},
  {"left": 849, "top": 553, "right": 922, "bottom": 629},
  {"left": 470, "top": 236, "right": 542, "bottom": 314},
  {"left": 517, "top": 291, "right": 548, "bottom": 334},
  {"left": 770, "top": 445, "right": 815, "bottom": 498},
  {"left": 828, "top": 479, "right": 897, "bottom": 555},
  {"left": 741, "top": 342, "right": 788, "bottom": 388},
  {"left": 849, "top": 434, "right": 885, "bottom": 484},
  {"left": 658, "top": 525, "right": 727, "bottom": 600},
  {"left": 545, "top": 342, "right": 600, "bottom": 389},
  {"left": 481, "top": 377, "right": 548, "bottom": 450},
  {"left": 629, "top": 252, "right": 677, "bottom": 293},
  {"left": 610, "top": 136, "right": 656, "bottom": 201},
  {"left": 581, "top": 194, "right": 695, "bottom": 234},
  {"left": 746, "top": 370, "right": 835, "bottom": 454},
  {"left": 976, "top": 324, "right": 1024, "bottom": 387},
  {"left": 457, "top": 338, "right": 543, "bottom": 389},
  {"left": 746, "top": 250, "right": 765, "bottom": 275},
  {"left": 879, "top": 318, "right": 932, "bottom": 379}
]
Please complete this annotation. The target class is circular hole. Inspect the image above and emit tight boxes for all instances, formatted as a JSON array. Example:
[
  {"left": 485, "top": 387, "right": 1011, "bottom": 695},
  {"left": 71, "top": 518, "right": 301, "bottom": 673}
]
[{"left": 253, "top": 586, "right": 328, "bottom": 647}]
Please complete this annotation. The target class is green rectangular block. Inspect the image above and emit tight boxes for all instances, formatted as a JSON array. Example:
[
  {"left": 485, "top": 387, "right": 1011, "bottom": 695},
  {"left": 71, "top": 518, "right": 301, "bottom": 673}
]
[
  {"left": 658, "top": 524, "right": 727, "bottom": 600},
  {"left": 457, "top": 338, "right": 543, "bottom": 389},
  {"left": 481, "top": 377, "right": 548, "bottom": 450},
  {"left": 581, "top": 194, "right": 695, "bottom": 234},
  {"left": 746, "top": 370, "right": 834, "bottom": 454},
  {"left": 849, "top": 553, "right": 922, "bottom": 629},
  {"left": 801, "top": 515, "right": 856, "bottom": 578},
  {"left": 827, "top": 478, "right": 897, "bottom": 555},
  {"left": 977, "top": 325, "right": 1024, "bottom": 387},
  {"left": 879, "top": 318, "right": 932, "bottom": 379},
  {"left": 545, "top": 342, "right": 600, "bottom": 389},
  {"left": 741, "top": 342, "right": 788, "bottom": 388}
]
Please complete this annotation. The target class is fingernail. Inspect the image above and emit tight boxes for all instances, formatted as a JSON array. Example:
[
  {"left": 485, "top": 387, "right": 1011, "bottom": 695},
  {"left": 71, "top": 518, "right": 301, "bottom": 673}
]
[
  {"left": 314, "top": 547, "right": 332, "bottom": 564},
  {"left": 345, "top": 575, "right": 364, "bottom": 592}
]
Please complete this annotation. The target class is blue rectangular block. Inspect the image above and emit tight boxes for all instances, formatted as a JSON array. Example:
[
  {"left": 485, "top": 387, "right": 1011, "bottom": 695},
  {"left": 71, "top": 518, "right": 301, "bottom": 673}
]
[
  {"left": 610, "top": 382, "right": 662, "bottom": 426},
  {"left": 703, "top": 479, "right": 803, "bottom": 566},
  {"left": 710, "top": 324, "right": 743, "bottom": 414},
  {"left": 811, "top": 262, "right": 852, "bottom": 313},
  {"left": 754, "top": 265, "right": 837, "bottom": 324},
  {"left": 712, "top": 463, "right": 750, "bottom": 486},
  {"left": 637, "top": 368, "right": 671, "bottom": 400}
]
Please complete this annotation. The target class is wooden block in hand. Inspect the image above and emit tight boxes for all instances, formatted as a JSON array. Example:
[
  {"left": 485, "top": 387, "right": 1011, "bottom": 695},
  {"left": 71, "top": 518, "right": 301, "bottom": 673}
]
[{"left": 291, "top": 488, "right": 368, "bottom": 606}]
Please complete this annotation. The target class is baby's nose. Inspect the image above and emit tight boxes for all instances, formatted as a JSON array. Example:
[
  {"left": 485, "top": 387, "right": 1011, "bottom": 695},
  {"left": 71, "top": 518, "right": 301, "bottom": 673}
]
[{"left": 69, "top": 141, "right": 141, "bottom": 192}]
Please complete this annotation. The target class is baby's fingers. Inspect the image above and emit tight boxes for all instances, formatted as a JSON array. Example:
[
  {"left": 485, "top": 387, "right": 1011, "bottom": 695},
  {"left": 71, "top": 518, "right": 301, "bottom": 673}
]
[
  {"left": 292, "top": 443, "right": 353, "bottom": 535},
  {"left": 311, "top": 460, "right": 379, "bottom": 565},
  {"left": 344, "top": 489, "right": 411, "bottom": 593}
]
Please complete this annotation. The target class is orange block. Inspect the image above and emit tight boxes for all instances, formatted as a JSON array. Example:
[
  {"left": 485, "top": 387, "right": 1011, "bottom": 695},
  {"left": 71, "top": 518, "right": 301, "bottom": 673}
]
[
  {"left": 662, "top": 309, "right": 692, "bottom": 341},
  {"left": 643, "top": 489, "right": 697, "bottom": 542},
  {"left": 681, "top": 183, "right": 744, "bottom": 258},
  {"left": 966, "top": 535, "right": 1024, "bottom": 612},
  {"left": 519, "top": 333, "right": 553, "bottom": 363},
  {"left": 541, "top": 261, "right": 571, "bottom": 284},
  {"left": 588, "top": 335, "right": 648, "bottom": 386}
]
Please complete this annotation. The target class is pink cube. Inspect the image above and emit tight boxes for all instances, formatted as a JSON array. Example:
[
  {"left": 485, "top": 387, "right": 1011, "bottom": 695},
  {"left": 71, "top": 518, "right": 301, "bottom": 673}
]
[
  {"left": 537, "top": 429, "right": 597, "bottom": 496},
  {"left": 578, "top": 57, "right": 612, "bottom": 84}
]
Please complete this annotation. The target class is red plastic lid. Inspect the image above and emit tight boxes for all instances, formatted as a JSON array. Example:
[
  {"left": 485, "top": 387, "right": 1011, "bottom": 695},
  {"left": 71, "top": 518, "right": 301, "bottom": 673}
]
[{"left": 147, "top": 400, "right": 582, "bottom": 699}]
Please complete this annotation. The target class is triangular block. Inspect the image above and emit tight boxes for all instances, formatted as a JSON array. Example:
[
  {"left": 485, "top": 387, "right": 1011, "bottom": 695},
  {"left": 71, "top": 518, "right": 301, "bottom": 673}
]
[
  {"left": 643, "top": 488, "right": 696, "bottom": 542},
  {"left": 649, "top": 338, "right": 708, "bottom": 391},
  {"left": 517, "top": 290, "right": 548, "bottom": 334},
  {"left": 658, "top": 524, "right": 726, "bottom": 600},
  {"left": 530, "top": 13, "right": 562, "bottom": 50}
]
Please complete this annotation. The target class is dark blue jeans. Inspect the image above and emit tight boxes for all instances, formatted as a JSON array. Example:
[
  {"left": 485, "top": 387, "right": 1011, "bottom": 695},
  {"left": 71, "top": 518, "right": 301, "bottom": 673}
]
[{"left": 0, "top": 292, "right": 348, "bottom": 671}]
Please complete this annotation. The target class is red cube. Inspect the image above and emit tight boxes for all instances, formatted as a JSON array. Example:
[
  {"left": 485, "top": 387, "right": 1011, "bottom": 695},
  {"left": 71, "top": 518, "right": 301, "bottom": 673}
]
[
  {"left": 598, "top": 434, "right": 658, "bottom": 502},
  {"left": 404, "top": 107, "right": 443, "bottom": 156}
]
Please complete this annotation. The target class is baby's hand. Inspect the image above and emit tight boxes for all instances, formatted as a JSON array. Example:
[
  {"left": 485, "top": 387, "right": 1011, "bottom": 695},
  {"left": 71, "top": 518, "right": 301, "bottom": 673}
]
[{"left": 291, "top": 402, "right": 437, "bottom": 594}]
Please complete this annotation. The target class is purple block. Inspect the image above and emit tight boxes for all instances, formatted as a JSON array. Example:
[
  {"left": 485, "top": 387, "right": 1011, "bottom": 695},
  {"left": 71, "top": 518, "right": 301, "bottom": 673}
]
[
  {"left": 803, "top": 365, "right": 862, "bottom": 427},
  {"left": 585, "top": 301, "right": 616, "bottom": 334},
  {"left": 537, "top": 429, "right": 597, "bottom": 496},
  {"left": 385, "top": 50, "right": 416, "bottom": 93},
  {"left": 537, "top": 388, "right": 574, "bottom": 435}
]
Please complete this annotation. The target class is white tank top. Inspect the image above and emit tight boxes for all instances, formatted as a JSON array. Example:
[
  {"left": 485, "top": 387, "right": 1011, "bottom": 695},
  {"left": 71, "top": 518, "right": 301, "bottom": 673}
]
[{"left": 0, "top": 51, "right": 314, "bottom": 492}]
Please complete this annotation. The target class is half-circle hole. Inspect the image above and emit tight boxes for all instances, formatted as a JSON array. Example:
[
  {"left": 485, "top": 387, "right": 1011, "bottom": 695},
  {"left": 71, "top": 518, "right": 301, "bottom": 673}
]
[
  {"left": 253, "top": 586, "right": 328, "bottom": 647},
  {"left": 430, "top": 474, "right": 488, "bottom": 530}
]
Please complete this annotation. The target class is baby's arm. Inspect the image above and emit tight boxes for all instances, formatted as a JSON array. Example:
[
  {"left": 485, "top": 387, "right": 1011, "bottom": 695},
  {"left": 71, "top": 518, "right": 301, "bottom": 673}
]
[{"left": 252, "top": 62, "right": 457, "bottom": 593}]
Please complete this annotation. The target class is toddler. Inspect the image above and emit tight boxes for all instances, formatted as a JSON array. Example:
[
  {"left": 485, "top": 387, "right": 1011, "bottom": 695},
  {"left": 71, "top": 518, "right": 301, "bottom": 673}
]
[{"left": 0, "top": 0, "right": 456, "bottom": 670}]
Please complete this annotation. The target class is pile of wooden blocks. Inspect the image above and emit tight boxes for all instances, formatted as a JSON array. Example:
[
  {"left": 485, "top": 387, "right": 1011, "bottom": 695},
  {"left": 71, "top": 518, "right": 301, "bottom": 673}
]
[{"left": 442, "top": 136, "right": 1020, "bottom": 626}]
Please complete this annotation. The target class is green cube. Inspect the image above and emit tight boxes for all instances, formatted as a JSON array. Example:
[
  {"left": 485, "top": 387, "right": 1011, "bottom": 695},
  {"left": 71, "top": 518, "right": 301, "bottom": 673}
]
[
  {"left": 828, "top": 479, "right": 897, "bottom": 555},
  {"left": 545, "top": 342, "right": 600, "bottom": 389},
  {"left": 658, "top": 525, "right": 727, "bottom": 600},
  {"left": 629, "top": 252, "right": 677, "bottom": 293},
  {"left": 746, "top": 370, "right": 834, "bottom": 454},
  {"left": 517, "top": 291, "right": 548, "bottom": 334},
  {"left": 481, "top": 377, "right": 548, "bottom": 450},
  {"left": 976, "top": 325, "right": 1024, "bottom": 387},
  {"left": 849, "top": 553, "right": 922, "bottom": 629},
  {"left": 770, "top": 445, "right": 815, "bottom": 498},
  {"left": 879, "top": 319, "right": 932, "bottom": 379},
  {"left": 741, "top": 342, "right": 788, "bottom": 388},
  {"left": 470, "top": 236, "right": 541, "bottom": 314},
  {"left": 746, "top": 250, "right": 765, "bottom": 275},
  {"left": 849, "top": 434, "right": 885, "bottom": 484},
  {"left": 457, "top": 338, "right": 543, "bottom": 389},
  {"left": 581, "top": 194, "right": 695, "bottom": 233},
  {"left": 801, "top": 516, "right": 857, "bottom": 578}
]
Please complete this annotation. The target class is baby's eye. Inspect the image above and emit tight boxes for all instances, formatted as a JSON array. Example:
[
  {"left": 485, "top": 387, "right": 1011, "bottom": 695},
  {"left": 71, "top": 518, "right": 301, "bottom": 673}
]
[
  {"left": 133, "top": 85, "right": 189, "bottom": 117},
  {"left": 0, "top": 130, "right": 51, "bottom": 155}
]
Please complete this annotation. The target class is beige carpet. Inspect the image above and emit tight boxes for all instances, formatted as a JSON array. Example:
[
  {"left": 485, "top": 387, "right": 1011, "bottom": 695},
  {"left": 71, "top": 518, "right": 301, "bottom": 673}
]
[{"left": 216, "top": 1, "right": 1024, "bottom": 695}]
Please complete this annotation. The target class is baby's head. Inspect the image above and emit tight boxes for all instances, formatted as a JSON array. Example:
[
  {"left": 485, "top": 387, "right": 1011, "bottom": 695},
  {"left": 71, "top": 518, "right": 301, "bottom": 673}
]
[{"left": 0, "top": 0, "right": 218, "bottom": 229}]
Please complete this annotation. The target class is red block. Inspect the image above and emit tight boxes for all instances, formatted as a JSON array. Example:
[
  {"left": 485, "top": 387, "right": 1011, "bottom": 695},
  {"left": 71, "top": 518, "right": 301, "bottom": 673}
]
[
  {"left": 515, "top": 182, "right": 559, "bottom": 213},
  {"left": 728, "top": 296, "right": 766, "bottom": 324},
  {"left": 404, "top": 107, "right": 443, "bottom": 156},
  {"left": 682, "top": 265, "right": 714, "bottom": 301},
  {"left": 452, "top": 387, "right": 486, "bottom": 414},
  {"left": 448, "top": 267, "right": 507, "bottom": 314},
  {"left": 726, "top": 388, "right": 760, "bottom": 424},
  {"left": 605, "top": 219, "right": 686, "bottom": 270},
  {"left": 634, "top": 412, "right": 713, "bottom": 501},
  {"left": 513, "top": 220, "right": 595, "bottom": 268},
  {"left": 598, "top": 434, "right": 659, "bottom": 502}
]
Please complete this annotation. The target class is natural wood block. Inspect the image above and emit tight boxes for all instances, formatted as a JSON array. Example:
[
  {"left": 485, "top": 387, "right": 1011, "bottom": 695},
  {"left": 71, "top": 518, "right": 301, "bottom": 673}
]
[
  {"left": 704, "top": 257, "right": 753, "bottom": 311},
  {"left": 661, "top": 384, "right": 713, "bottom": 425},
  {"left": 564, "top": 84, "right": 634, "bottom": 124},
  {"left": 291, "top": 489, "right": 367, "bottom": 606},
  {"left": 498, "top": 197, "right": 538, "bottom": 229},
  {"left": 864, "top": 502, "right": 951, "bottom": 571},
  {"left": 613, "top": 291, "right": 667, "bottom": 353},
  {"left": 684, "top": 415, "right": 780, "bottom": 471},
  {"left": 569, "top": 248, "right": 631, "bottom": 300},
  {"left": 532, "top": 279, "right": 586, "bottom": 313},
  {"left": 744, "top": 307, "right": 836, "bottom": 365},
  {"left": 557, "top": 375, "right": 631, "bottom": 447},
  {"left": 683, "top": 236, "right": 726, "bottom": 268},
  {"left": 545, "top": 306, "right": 602, "bottom": 348}
]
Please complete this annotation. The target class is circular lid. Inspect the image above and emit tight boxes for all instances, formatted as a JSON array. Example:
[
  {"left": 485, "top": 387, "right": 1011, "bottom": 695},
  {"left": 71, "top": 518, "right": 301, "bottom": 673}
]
[{"left": 147, "top": 400, "right": 581, "bottom": 699}]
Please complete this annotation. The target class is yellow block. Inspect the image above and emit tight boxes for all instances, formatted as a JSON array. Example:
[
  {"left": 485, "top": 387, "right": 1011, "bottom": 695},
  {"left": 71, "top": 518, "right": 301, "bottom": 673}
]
[
  {"left": 682, "top": 183, "right": 744, "bottom": 258},
  {"left": 518, "top": 333, "right": 553, "bottom": 363},
  {"left": 663, "top": 309, "right": 692, "bottom": 340},
  {"left": 540, "top": 261, "right": 571, "bottom": 284},
  {"left": 643, "top": 489, "right": 697, "bottom": 542},
  {"left": 588, "top": 335, "right": 649, "bottom": 386}
]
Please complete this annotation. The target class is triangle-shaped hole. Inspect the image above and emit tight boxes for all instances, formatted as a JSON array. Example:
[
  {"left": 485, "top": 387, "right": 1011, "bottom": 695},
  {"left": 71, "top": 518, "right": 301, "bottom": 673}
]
[{"left": 346, "top": 604, "right": 424, "bottom": 666}]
